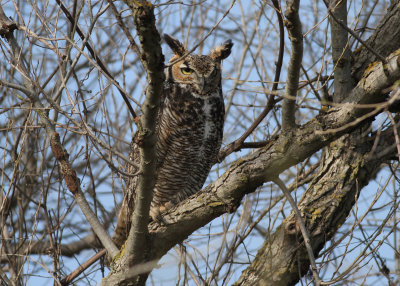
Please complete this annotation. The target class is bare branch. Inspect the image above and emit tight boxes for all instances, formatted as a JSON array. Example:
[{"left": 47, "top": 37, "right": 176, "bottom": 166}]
[
  {"left": 218, "top": 0, "right": 285, "bottom": 161},
  {"left": 61, "top": 249, "right": 106, "bottom": 285},
  {"left": 273, "top": 177, "right": 321, "bottom": 286},
  {"left": 131, "top": 49, "right": 400, "bottom": 271},
  {"left": 323, "top": 0, "right": 386, "bottom": 64},
  {"left": 102, "top": 1, "right": 165, "bottom": 284},
  {"left": 328, "top": 0, "right": 353, "bottom": 102},
  {"left": 282, "top": 0, "right": 303, "bottom": 130},
  {"left": 0, "top": 6, "right": 119, "bottom": 259},
  {"left": 2, "top": 1, "right": 400, "bottom": 285},
  {"left": 352, "top": 1, "right": 400, "bottom": 81},
  {"left": 54, "top": 0, "right": 138, "bottom": 120},
  {"left": 122, "top": 0, "right": 164, "bottom": 266}
]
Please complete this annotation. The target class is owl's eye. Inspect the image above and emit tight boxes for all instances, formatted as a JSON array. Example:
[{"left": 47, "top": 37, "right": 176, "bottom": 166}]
[{"left": 181, "top": 67, "right": 194, "bottom": 75}]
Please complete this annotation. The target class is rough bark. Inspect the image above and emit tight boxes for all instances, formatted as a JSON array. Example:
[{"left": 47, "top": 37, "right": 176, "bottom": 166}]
[
  {"left": 234, "top": 2, "right": 400, "bottom": 285},
  {"left": 329, "top": 0, "right": 353, "bottom": 102},
  {"left": 101, "top": 0, "right": 165, "bottom": 285},
  {"left": 99, "top": 48, "right": 400, "bottom": 285},
  {"left": 104, "top": 2, "right": 400, "bottom": 282},
  {"left": 1, "top": 1, "right": 400, "bottom": 285},
  {"left": 351, "top": 1, "right": 400, "bottom": 81},
  {"left": 233, "top": 127, "right": 396, "bottom": 285}
]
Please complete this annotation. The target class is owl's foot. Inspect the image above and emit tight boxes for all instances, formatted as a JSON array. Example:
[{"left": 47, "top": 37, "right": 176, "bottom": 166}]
[{"left": 150, "top": 201, "right": 174, "bottom": 224}]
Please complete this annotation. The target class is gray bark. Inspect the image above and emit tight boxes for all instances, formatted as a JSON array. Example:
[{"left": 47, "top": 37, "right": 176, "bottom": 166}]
[{"left": 234, "top": 1, "right": 400, "bottom": 285}]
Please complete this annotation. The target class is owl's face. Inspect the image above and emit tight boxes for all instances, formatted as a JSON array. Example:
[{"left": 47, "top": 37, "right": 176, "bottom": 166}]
[
  {"left": 164, "top": 34, "right": 233, "bottom": 96},
  {"left": 170, "top": 55, "right": 220, "bottom": 95}
]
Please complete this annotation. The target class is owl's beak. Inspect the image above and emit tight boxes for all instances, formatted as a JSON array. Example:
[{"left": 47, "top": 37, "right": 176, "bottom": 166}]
[{"left": 198, "top": 76, "right": 206, "bottom": 93}]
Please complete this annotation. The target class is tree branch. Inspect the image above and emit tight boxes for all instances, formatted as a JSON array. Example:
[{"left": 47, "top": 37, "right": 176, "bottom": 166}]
[
  {"left": 282, "top": 0, "right": 303, "bottom": 130},
  {"left": 233, "top": 129, "right": 393, "bottom": 285},
  {"left": 123, "top": 0, "right": 164, "bottom": 264},
  {"left": 351, "top": 1, "right": 400, "bottom": 81},
  {"left": 273, "top": 177, "right": 321, "bottom": 286},
  {"left": 103, "top": 0, "right": 165, "bottom": 284},
  {"left": 135, "top": 49, "right": 400, "bottom": 271},
  {"left": 231, "top": 86, "right": 400, "bottom": 284},
  {"left": 0, "top": 5, "right": 119, "bottom": 259},
  {"left": 54, "top": 0, "right": 138, "bottom": 120},
  {"left": 328, "top": 0, "right": 353, "bottom": 102},
  {"left": 324, "top": 0, "right": 386, "bottom": 64},
  {"left": 0, "top": 233, "right": 102, "bottom": 262},
  {"left": 218, "top": 0, "right": 285, "bottom": 161}
]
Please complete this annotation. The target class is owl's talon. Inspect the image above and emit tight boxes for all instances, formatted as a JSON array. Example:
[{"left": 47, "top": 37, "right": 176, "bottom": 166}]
[{"left": 155, "top": 214, "right": 166, "bottom": 226}]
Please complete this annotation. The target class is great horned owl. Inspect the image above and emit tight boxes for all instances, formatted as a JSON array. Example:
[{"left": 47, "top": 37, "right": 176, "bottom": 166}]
[{"left": 113, "top": 34, "right": 233, "bottom": 248}]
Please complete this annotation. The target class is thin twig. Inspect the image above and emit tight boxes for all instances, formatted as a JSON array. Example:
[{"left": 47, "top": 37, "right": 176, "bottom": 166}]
[
  {"left": 217, "top": 0, "right": 285, "bottom": 161},
  {"left": 166, "top": 0, "right": 236, "bottom": 67},
  {"left": 0, "top": 6, "right": 119, "bottom": 259},
  {"left": 106, "top": 0, "right": 143, "bottom": 65},
  {"left": 60, "top": 249, "right": 107, "bottom": 285},
  {"left": 386, "top": 111, "right": 400, "bottom": 162},
  {"left": 104, "top": 1, "right": 165, "bottom": 283},
  {"left": 54, "top": 0, "right": 138, "bottom": 120},
  {"left": 50, "top": 132, "right": 119, "bottom": 258},
  {"left": 273, "top": 177, "right": 322, "bottom": 286}
]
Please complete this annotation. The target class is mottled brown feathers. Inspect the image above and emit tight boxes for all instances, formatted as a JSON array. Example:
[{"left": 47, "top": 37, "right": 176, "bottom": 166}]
[
  {"left": 210, "top": 39, "right": 234, "bottom": 62},
  {"left": 164, "top": 33, "right": 186, "bottom": 57},
  {"left": 112, "top": 34, "right": 233, "bottom": 249}
]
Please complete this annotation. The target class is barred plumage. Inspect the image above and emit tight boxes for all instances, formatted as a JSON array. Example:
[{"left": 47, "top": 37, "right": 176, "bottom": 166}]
[{"left": 112, "top": 34, "right": 233, "bottom": 248}]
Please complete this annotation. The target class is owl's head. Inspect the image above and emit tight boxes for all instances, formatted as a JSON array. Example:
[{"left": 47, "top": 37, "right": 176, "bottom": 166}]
[{"left": 164, "top": 34, "right": 233, "bottom": 96}]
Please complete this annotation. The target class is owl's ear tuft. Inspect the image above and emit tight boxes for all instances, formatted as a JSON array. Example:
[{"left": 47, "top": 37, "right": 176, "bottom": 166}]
[
  {"left": 210, "top": 39, "right": 233, "bottom": 62},
  {"left": 163, "top": 34, "right": 186, "bottom": 56}
]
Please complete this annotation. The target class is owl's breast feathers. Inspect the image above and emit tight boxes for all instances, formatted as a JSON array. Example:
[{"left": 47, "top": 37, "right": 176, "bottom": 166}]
[
  {"left": 112, "top": 82, "right": 225, "bottom": 248},
  {"left": 151, "top": 82, "right": 225, "bottom": 209}
]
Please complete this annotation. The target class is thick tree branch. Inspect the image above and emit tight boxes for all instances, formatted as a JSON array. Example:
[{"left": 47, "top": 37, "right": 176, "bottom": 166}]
[
  {"left": 233, "top": 2, "right": 400, "bottom": 282},
  {"left": 123, "top": 0, "right": 164, "bottom": 265},
  {"left": 3, "top": 1, "right": 400, "bottom": 285},
  {"left": 232, "top": 87, "right": 400, "bottom": 284},
  {"left": 352, "top": 1, "right": 400, "bottom": 81},
  {"left": 233, "top": 129, "right": 394, "bottom": 285},
  {"left": 134, "top": 49, "right": 400, "bottom": 270},
  {"left": 324, "top": 0, "right": 386, "bottom": 64},
  {"left": 282, "top": 0, "right": 303, "bottom": 130},
  {"left": 103, "top": 0, "right": 165, "bottom": 284}
]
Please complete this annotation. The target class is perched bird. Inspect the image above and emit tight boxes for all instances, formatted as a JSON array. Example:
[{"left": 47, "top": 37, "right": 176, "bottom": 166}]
[{"left": 112, "top": 34, "right": 233, "bottom": 248}]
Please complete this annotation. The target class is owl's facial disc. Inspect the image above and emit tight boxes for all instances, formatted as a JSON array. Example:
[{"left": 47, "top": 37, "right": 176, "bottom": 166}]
[{"left": 177, "top": 62, "right": 219, "bottom": 95}]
